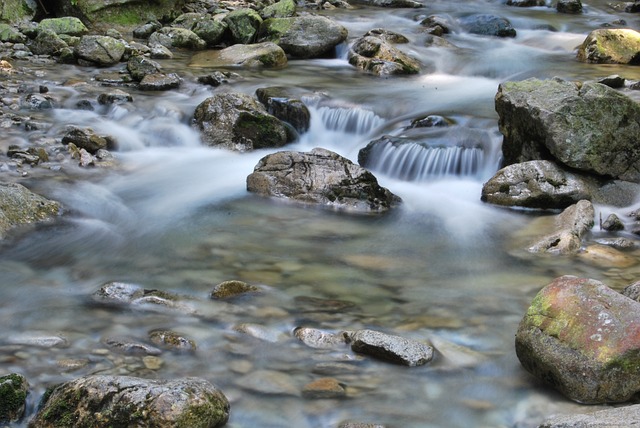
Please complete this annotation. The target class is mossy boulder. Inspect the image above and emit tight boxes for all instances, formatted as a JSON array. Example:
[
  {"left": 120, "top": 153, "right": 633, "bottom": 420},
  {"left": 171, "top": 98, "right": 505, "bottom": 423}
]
[
  {"left": 224, "top": 8, "right": 263, "bottom": 45},
  {"left": 192, "top": 92, "right": 290, "bottom": 152},
  {"left": 577, "top": 29, "right": 640, "bottom": 64},
  {"left": 495, "top": 77, "right": 640, "bottom": 182},
  {"left": 148, "top": 27, "right": 207, "bottom": 50},
  {"left": 0, "top": 373, "right": 28, "bottom": 423},
  {"left": 0, "top": 23, "right": 26, "bottom": 42},
  {"left": 29, "top": 375, "right": 229, "bottom": 428},
  {"left": 348, "top": 35, "right": 421, "bottom": 75},
  {"left": 75, "top": 35, "right": 126, "bottom": 66},
  {"left": 0, "top": 0, "right": 36, "bottom": 24},
  {"left": 0, "top": 183, "right": 61, "bottom": 239},
  {"left": 260, "top": 0, "right": 297, "bottom": 19},
  {"left": 516, "top": 275, "right": 640, "bottom": 403},
  {"left": 37, "top": 17, "right": 88, "bottom": 36},
  {"left": 193, "top": 19, "right": 228, "bottom": 47},
  {"left": 29, "top": 28, "right": 68, "bottom": 56},
  {"left": 189, "top": 42, "right": 287, "bottom": 68}
]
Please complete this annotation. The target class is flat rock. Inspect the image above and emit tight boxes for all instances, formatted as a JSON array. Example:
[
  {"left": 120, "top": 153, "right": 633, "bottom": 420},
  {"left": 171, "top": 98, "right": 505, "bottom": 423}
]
[
  {"left": 345, "top": 329, "right": 434, "bottom": 366},
  {"left": 190, "top": 42, "right": 287, "bottom": 68}
]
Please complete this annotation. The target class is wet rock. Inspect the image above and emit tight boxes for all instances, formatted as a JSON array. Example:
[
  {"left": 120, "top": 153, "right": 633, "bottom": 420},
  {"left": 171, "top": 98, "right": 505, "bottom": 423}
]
[
  {"left": 192, "top": 92, "right": 289, "bottom": 152},
  {"left": 236, "top": 369, "right": 299, "bottom": 395},
  {"left": 127, "top": 55, "right": 161, "bottom": 81},
  {"left": 149, "top": 43, "right": 173, "bottom": 59},
  {"left": 516, "top": 275, "right": 640, "bottom": 403},
  {"left": 148, "top": 330, "right": 197, "bottom": 351},
  {"left": 149, "top": 27, "right": 206, "bottom": 50},
  {"left": 0, "top": 373, "right": 28, "bottom": 423},
  {"left": 258, "top": 15, "right": 348, "bottom": 59},
  {"left": 481, "top": 160, "right": 593, "bottom": 209},
  {"left": 210, "top": 280, "right": 260, "bottom": 299},
  {"left": 261, "top": 0, "right": 297, "bottom": 19},
  {"left": 557, "top": 0, "right": 583, "bottom": 13},
  {"left": 190, "top": 42, "right": 287, "bottom": 68},
  {"left": 540, "top": 404, "right": 640, "bottom": 427},
  {"left": 97, "top": 88, "right": 133, "bottom": 105},
  {"left": 338, "top": 423, "right": 387, "bottom": 428},
  {"left": 623, "top": 281, "right": 640, "bottom": 301},
  {"left": 247, "top": 147, "right": 401, "bottom": 213},
  {"left": 233, "top": 323, "right": 283, "bottom": 342},
  {"left": 256, "top": 86, "right": 311, "bottom": 133},
  {"left": 294, "top": 296, "right": 357, "bottom": 313},
  {"left": 21, "top": 93, "right": 54, "bottom": 110},
  {"left": 197, "top": 70, "right": 239, "bottom": 87},
  {"left": 345, "top": 329, "right": 434, "bottom": 366},
  {"left": 139, "top": 73, "right": 182, "bottom": 91},
  {"left": 363, "top": 28, "right": 409, "bottom": 43},
  {"left": 352, "top": 0, "right": 422, "bottom": 7},
  {"left": 51, "top": 1, "right": 183, "bottom": 28},
  {"left": 102, "top": 336, "right": 162, "bottom": 356},
  {"left": 597, "top": 74, "right": 626, "bottom": 88},
  {"left": 506, "top": 0, "right": 545, "bottom": 6},
  {"left": 528, "top": 200, "right": 594, "bottom": 254},
  {"left": 408, "top": 114, "right": 451, "bottom": 128},
  {"left": 133, "top": 21, "right": 162, "bottom": 39},
  {"left": 75, "top": 35, "right": 126, "bottom": 66},
  {"left": 0, "top": 183, "right": 61, "bottom": 239},
  {"left": 0, "top": 23, "right": 27, "bottom": 43},
  {"left": 30, "top": 375, "right": 230, "bottom": 428},
  {"left": 495, "top": 78, "right": 640, "bottom": 182},
  {"left": 348, "top": 36, "right": 421, "bottom": 75},
  {"left": 224, "top": 8, "right": 263, "bottom": 44},
  {"left": 458, "top": 14, "right": 516, "bottom": 38},
  {"left": 294, "top": 327, "right": 349, "bottom": 349},
  {"left": 92, "top": 281, "right": 197, "bottom": 314},
  {"left": 420, "top": 15, "right": 453, "bottom": 36},
  {"left": 193, "top": 19, "right": 228, "bottom": 47},
  {"left": 601, "top": 213, "right": 624, "bottom": 231},
  {"left": 62, "top": 127, "right": 110, "bottom": 154},
  {"left": 37, "top": 17, "right": 88, "bottom": 36},
  {"left": 594, "top": 236, "right": 636, "bottom": 250},
  {"left": 171, "top": 12, "right": 204, "bottom": 29},
  {"left": 578, "top": 244, "right": 637, "bottom": 268},
  {"left": 577, "top": 29, "right": 640, "bottom": 64},
  {"left": 302, "top": 377, "right": 346, "bottom": 399}
]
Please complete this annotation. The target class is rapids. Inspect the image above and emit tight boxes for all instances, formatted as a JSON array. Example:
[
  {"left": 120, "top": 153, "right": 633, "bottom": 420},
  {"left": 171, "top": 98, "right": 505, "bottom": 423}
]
[{"left": 1, "top": 1, "right": 640, "bottom": 427}]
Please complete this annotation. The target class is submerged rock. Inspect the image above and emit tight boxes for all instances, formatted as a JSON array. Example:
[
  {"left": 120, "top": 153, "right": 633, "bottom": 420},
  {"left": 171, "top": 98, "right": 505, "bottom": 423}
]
[
  {"left": 527, "top": 200, "right": 595, "bottom": 254},
  {"left": 577, "top": 28, "right": 640, "bottom": 64},
  {"left": 516, "top": 275, "right": 640, "bottom": 403},
  {"left": 495, "top": 78, "right": 640, "bottom": 182},
  {"left": 0, "top": 183, "right": 61, "bottom": 239},
  {"left": 139, "top": 73, "right": 182, "bottom": 91},
  {"left": 30, "top": 375, "right": 229, "bottom": 428},
  {"left": 345, "top": 329, "right": 434, "bottom": 366},
  {"left": 0, "top": 373, "right": 28, "bottom": 423},
  {"left": 348, "top": 35, "right": 421, "bottom": 75},
  {"left": 210, "top": 280, "right": 260, "bottom": 299},
  {"left": 246, "top": 147, "right": 401, "bottom": 213},
  {"left": 192, "top": 92, "right": 290, "bottom": 152},
  {"left": 302, "top": 377, "right": 346, "bottom": 399}
]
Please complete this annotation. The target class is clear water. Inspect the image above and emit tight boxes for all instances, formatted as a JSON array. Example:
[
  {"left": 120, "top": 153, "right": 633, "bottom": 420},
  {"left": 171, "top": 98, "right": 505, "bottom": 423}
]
[{"left": 1, "top": 1, "right": 640, "bottom": 427}]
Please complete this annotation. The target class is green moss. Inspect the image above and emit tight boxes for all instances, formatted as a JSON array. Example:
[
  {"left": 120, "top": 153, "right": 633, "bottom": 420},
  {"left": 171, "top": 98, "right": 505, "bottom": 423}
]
[
  {"left": 0, "top": 374, "right": 27, "bottom": 422},
  {"left": 235, "top": 112, "right": 286, "bottom": 148}
]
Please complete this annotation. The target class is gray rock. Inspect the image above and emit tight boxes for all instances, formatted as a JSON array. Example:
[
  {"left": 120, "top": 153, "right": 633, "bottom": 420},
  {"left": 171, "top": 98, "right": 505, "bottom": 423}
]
[
  {"left": 260, "top": 0, "right": 297, "bottom": 19},
  {"left": 0, "top": 373, "right": 28, "bottom": 423},
  {"left": 20, "top": 93, "right": 55, "bottom": 110},
  {"left": 127, "top": 55, "right": 161, "bottom": 81},
  {"left": 528, "top": 200, "right": 595, "bottom": 254},
  {"left": 420, "top": 15, "right": 453, "bottom": 36},
  {"left": 481, "top": 160, "right": 594, "bottom": 209},
  {"left": 210, "top": 280, "right": 260, "bottom": 299},
  {"left": 75, "top": 35, "right": 126, "bottom": 66},
  {"left": 224, "top": 8, "right": 263, "bottom": 45},
  {"left": 192, "top": 92, "right": 289, "bottom": 152},
  {"left": 149, "top": 329, "right": 197, "bottom": 351},
  {"left": 557, "top": 0, "right": 583, "bottom": 13},
  {"left": 516, "top": 275, "right": 640, "bottom": 403},
  {"left": 294, "top": 327, "right": 348, "bottom": 349},
  {"left": 348, "top": 35, "right": 421, "bottom": 75},
  {"left": 92, "top": 281, "right": 197, "bottom": 314},
  {"left": 506, "top": 0, "right": 546, "bottom": 6},
  {"left": 256, "top": 86, "right": 311, "bottom": 133},
  {"left": 102, "top": 336, "right": 162, "bottom": 356},
  {"left": 148, "top": 27, "right": 206, "bottom": 50},
  {"left": 594, "top": 237, "right": 636, "bottom": 250},
  {"left": 0, "top": 183, "right": 61, "bottom": 239},
  {"left": 97, "top": 89, "right": 133, "bottom": 105},
  {"left": 139, "top": 73, "right": 182, "bottom": 91},
  {"left": 596, "top": 74, "right": 626, "bottom": 88},
  {"left": 539, "top": 404, "right": 640, "bottom": 427},
  {"left": 0, "top": 0, "right": 36, "bottom": 23},
  {"left": 458, "top": 14, "right": 516, "bottom": 37},
  {"left": 258, "top": 15, "right": 348, "bottom": 59},
  {"left": 149, "top": 43, "right": 173, "bottom": 59},
  {"left": 171, "top": 12, "right": 203, "bottom": 29},
  {"left": 345, "top": 329, "right": 434, "bottom": 366},
  {"left": 197, "top": 71, "right": 239, "bottom": 87},
  {"left": 62, "top": 127, "right": 110, "bottom": 154},
  {"left": 495, "top": 78, "right": 640, "bottom": 182},
  {"left": 133, "top": 21, "right": 162, "bottom": 39},
  {"left": 601, "top": 213, "right": 624, "bottom": 231},
  {"left": 363, "top": 28, "right": 409, "bottom": 43},
  {"left": 577, "top": 29, "right": 640, "bottom": 64},
  {"left": 36, "top": 17, "right": 88, "bottom": 36},
  {"left": 189, "top": 42, "right": 287, "bottom": 68},
  {"left": 623, "top": 281, "right": 640, "bottom": 301},
  {"left": 352, "top": 0, "right": 422, "bottom": 6},
  {"left": 236, "top": 370, "right": 299, "bottom": 396},
  {"left": 0, "top": 23, "right": 27, "bottom": 43},
  {"left": 30, "top": 375, "right": 229, "bottom": 428},
  {"left": 246, "top": 148, "right": 401, "bottom": 213}
]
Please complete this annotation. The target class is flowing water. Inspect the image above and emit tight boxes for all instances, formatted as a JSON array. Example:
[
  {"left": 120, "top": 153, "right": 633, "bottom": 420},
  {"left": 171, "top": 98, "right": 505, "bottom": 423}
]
[{"left": 2, "top": 1, "right": 640, "bottom": 427}]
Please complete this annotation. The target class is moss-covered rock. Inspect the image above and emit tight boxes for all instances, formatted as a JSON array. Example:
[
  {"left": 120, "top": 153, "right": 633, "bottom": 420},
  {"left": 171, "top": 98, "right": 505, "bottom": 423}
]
[
  {"left": 577, "top": 28, "right": 640, "bottom": 64},
  {"left": 193, "top": 19, "right": 227, "bottom": 47},
  {"left": 260, "top": 0, "right": 296, "bottom": 19},
  {"left": 29, "top": 375, "right": 229, "bottom": 428},
  {"left": 516, "top": 275, "right": 640, "bottom": 403},
  {"left": 0, "top": 373, "right": 28, "bottom": 423},
  {"left": 0, "top": 22, "right": 26, "bottom": 42},
  {"left": 0, "top": 0, "right": 36, "bottom": 24},
  {"left": 37, "top": 17, "right": 88, "bottom": 36},
  {"left": 348, "top": 35, "right": 421, "bottom": 75},
  {"left": 75, "top": 35, "right": 126, "bottom": 66},
  {"left": 210, "top": 280, "right": 260, "bottom": 299},
  {"left": 0, "top": 183, "right": 61, "bottom": 239},
  {"left": 149, "top": 26, "right": 207, "bottom": 50},
  {"left": 224, "top": 8, "right": 263, "bottom": 44}
]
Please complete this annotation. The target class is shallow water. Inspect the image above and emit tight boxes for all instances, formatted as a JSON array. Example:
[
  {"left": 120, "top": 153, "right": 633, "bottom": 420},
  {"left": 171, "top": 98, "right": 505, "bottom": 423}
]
[{"left": 1, "top": 1, "right": 640, "bottom": 427}]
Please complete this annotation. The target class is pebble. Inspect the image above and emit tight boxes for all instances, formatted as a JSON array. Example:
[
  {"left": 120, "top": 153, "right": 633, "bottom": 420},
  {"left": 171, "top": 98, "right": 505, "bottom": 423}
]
[{"left": 301, "top": 377, "right": 346, "bottom": 399}]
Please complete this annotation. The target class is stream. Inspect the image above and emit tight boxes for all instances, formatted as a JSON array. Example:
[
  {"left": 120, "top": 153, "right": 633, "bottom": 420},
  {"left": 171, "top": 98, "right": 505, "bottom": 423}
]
[{"left": 2, "top": 0, "right": 640, "bottom": 427}]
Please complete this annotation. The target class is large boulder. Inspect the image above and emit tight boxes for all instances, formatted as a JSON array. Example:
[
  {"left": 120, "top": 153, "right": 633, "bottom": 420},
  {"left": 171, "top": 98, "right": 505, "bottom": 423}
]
[
  {"left": 527, "top": 199, "right": 595, "bottom": 254},
  {"left": 193, "top": 19, "right": 228, "bottom": 47},
  {"left": 189, "top": 42, "right": 287, "bottom": 68},
  {"left": 0, "top": 183, "right": 61, "bottom": 239},
  {"left": 577, "top": 29, "right": 640, "bottom": 64},
  {"left": 258, "top": 15, "right": 348, "bottom": 59},
  {"left": 30, "top": 375, "right": 229, "bottom": 427},
  {"left": 246, "top": 147, "right": 401, "bottom": 213},
  {"left": 192, "top": 92, "right": 289, "bottom": 152},
  {"left": 148, "top": 27, "right": 206, "bottom": 50},
  {"left": 0, "top": 373, "right": 28, "bottom": 423},
  {"left": 348, "top": 35, "right": 421, "bottom": 75},
  {"left": 36, "top": 17, "right": 88, "bottom": 36},
  {"left": 224, "top": 8, "right": 263, "bottom": 45},
  {"left": 260, "top": 0, "right": 296, "bottom": 19},
  {"left": 0, "top": 0, "right": 36, "bottom": 23},
  {"left": 28, "top": 29, "right": 68, "bottom": 56},
  {"left": 75, "top": 35, "right": 126, "bottom": 66},
  {"left": 495, "top": 78, "right": 640, "bottom": 182},
  {"left": 516, "top": 275, "right": 640, "bottom": 403}
]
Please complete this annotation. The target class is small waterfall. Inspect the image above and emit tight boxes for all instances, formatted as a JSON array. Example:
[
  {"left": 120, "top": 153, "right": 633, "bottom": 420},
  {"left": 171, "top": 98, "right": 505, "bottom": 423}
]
[
  {"left": 360, "top": 137, "right": 486, "bottom": 181},
  {"left": 315, "top": 106, "right": 385, "bottom": 134}
]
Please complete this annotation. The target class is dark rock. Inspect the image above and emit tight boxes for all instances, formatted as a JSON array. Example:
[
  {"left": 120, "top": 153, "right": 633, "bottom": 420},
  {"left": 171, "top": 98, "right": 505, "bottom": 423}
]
[
  {"left": 363, "top": 28, "right": 409, "bottom": 43},
  {"left": 601, "top": 213, "right": 624, "bottom": 231},
  {"left": 28, "top": 28, "right": 67, "bottom": 56},
  {"left": 458, "top": 14, "right": 516, "bottom": 37},
  {"left": 127, "top": 55, "right": 161, "bottom": 81},
  {"left": 495, "top": 78, "right": 640, "bottom": 182},
  {"left": 62, "top": 127, "right": 110, "bottom": 154},
  {"left": 623, "top": 281, "right": 640, "bottom": 301},
  {"left": 197, "top": 71, "right": 239, "bottom": 86},
  {"left": 420, "top": 15, "right": 453, "bottom": 36},
  {"left": 133, "top": 21, "right": 162, "bottom": 39},
  {"left": 577, "top": 29, "right": 640, "bottom": 64},
  {"left": 75, "top": 35, "right": 126, "bottom": 66},
  {"left": 0, "top": 23, "right": 27, "bottom": 43},
  {"left": 351, "top": 0, "right": 422, "bottom": 7},
  {"left": 192, "top": 92, "right": 289, "bottom": 152},
  {"left": 345, "top": 329, "right": 434, "bottom": 366},
  {"left": 596, "top": 74, "right": 626, "bottom": 88},
  {"left": 408, "top": 114, "right": 451, "bottom": 128},
  {"left": 0, "top": 183, "right": 61, "bottom": 239},
  {"left": 193, "top": 19, "right": 228, "bottom": 47},
  {"left": 171, "top": 12, "right": 203, "bottom": 29},
  {"left": 149, "top": 330, "right": 197, "bottom": 351},
  {"left": 507, "top": 0, "right": 545, "bottom": 6},
  {"left": 189, "top": 42, "right": 287, "bottom": 68},
  {"left": 139, "top": 73, "right": 182, "bottom": 91},
  {"left": 102, "top": 336, "right": 162, "bottom": 356},
  {"left": 256, "top": 86, "right": 311, "bottom": 133},
  {"left": 348, "top": 35, "right": 421, "bottom": 75},
  {"left": 30, "top": 375, "right": 229, "bottom": 428},
  {"left": 0, "top": 373, "right": 28, "bottom": 423},
  {"left": 516, "top": 275, "right": 640, "bottom": 403},
  {"left": 557, "top": 0, "right": 583, "bottom": 13},
  {"left": 224, "top": 8, "right": 263, "bottom": 44},
  {"left": 210, "top": 280, "right": 260, "bottom": 299},
  {"left": 247, "top": 148, "right": 402, "bottom": 213},
  {"left": 97, "top": 89, "right": 133, "bottom": 105}
]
